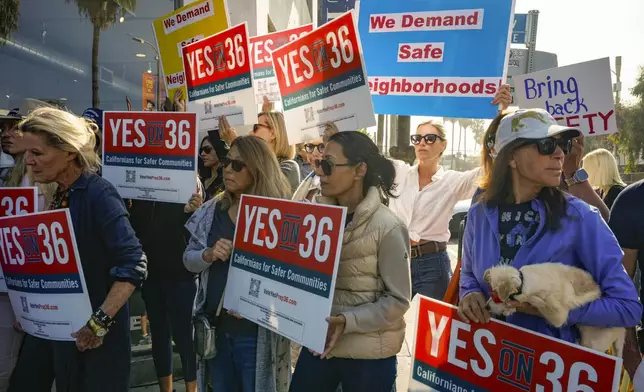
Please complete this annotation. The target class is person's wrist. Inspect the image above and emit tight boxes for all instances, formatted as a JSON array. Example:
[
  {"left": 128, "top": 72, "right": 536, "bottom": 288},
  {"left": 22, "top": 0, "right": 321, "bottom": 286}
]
[{"left": 202, "top": 248, "right": 213, "bottom": 263}]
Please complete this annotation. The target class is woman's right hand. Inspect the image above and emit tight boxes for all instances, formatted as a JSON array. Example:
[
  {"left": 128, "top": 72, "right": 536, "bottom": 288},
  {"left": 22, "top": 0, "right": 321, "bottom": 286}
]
[
  {"left": 203, "top": 239, "right": 233, "bottom": 263},
  {"left": 218, "top": 115, "right": 238, "bottom": 145},
  {"left": 184, "top": 193, "right": 203, "bottom": 213},
  {"left": 457, "top": 292, "right": 491, "bottom": 323}
]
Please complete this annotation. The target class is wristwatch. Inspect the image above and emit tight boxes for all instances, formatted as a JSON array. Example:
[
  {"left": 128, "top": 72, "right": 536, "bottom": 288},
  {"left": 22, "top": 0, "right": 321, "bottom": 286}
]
[
  {"left": 87, "top": 317, "right": 108, "bottom": 337},
  {"left": 565, "top": 168, "right": 589, "bottom": 187}
]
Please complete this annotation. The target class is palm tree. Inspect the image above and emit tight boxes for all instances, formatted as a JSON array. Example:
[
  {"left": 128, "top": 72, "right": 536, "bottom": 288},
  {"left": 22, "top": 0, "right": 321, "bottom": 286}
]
[
  {"left": 0, "top": 0, "right": 20, "bottom": 44},
  {"left": 459, "top": 119, "right": 473, "bottom": 160},
  {"left": 470, "top": 119, "right": 486, "bottom": 150},
  {"left": 443, "top": 118, "right": 457, "bottom": 168},
  {"left": 67, "top": 0, "right": 137, "bottom": 107}
]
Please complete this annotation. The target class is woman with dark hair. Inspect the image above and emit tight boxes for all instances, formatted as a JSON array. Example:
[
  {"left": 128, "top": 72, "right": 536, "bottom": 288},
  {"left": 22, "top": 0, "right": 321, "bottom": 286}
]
[
  {"left": 184, "top": 136, "right": 293, "bottom": 392},
  {"left": 290, "top": 132, "right": 411, "bottom": 392},
  {"left": 198, "top": 131, "right": 228, "bottom": 201},
  {"left": 458, "top": 109, "right": 641, "bottom": 344}
]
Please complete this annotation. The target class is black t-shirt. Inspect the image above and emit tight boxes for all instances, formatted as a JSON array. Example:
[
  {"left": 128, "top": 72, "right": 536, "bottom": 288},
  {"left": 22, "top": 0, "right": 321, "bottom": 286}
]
[
  {"left": 498, "top": 202, "right": 540, "bottom": 265},
  {"left": 609, "top": 179, "right": 644, "bottom": 292},
  {"left": 600, "top": 185, "right": 625, "bottom": 210}
]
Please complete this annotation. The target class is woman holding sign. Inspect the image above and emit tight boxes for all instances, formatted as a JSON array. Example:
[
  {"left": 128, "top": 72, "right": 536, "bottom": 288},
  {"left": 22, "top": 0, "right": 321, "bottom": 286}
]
[
  {"left": 289, "top": 132, "right": 412, "bottom": 392},
  {"left": 183, "top": 136, "right": 292, "bottom": 392},
  {"left": 458, "top": 109, "right": 641, "bottom": 346},
  {"left": 8, "top": 108, "right": 147, "bottom": 392}
]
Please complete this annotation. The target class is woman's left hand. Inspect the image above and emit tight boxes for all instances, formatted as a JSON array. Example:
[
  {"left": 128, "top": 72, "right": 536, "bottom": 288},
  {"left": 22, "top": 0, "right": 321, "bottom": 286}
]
[
  {"left": 492, "top": 84, "right": 513, "bottom": 111},
  {"left": 312, "top": 315, "right": 346, "bottom": 359},
  {"left": 507, "top": 301, "right": 542, "bottom": 317},
  {"left": 71, "top": 325, "right": 103, "bottom": 352}
]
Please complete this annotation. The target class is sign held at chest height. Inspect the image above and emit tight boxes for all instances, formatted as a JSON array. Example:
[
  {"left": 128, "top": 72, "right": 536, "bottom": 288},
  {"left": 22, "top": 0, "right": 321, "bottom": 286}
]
[
  {"left": 0, "top": 210, "right": 92, "bottom": 341},
  {"left": 513, "top": 58, "right": 617, "bottom": 136},
  {"left": 409, "top": 297, "right": 622, "bottom": 392},
  {"left": 102, "top": 111, "right": 198, "bottom": 204},
  {"left": 224, "top": 195, "right": 346, "bottom": 354},
  {"left": 182, "top": 22, "right": 257, "bottom": 133},
  {"left": 271, "top": 11, "right": 375, "bottom": 144}
]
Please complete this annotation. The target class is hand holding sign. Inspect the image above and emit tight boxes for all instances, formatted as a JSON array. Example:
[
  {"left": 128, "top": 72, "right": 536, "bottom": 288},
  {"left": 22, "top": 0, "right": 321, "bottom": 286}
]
[
  {"left": 319, "top": 314, "right": 346, "bottom": 359},
  {"left": 218, "top": 115, "right": 237, "bottom": 145},
  {"left": 72, "top": 325, "right": 103, "bottom": 351},
  {"left": 457, "top": 291, "right": 490, "bottom": 324},
  {"left": 205, "top": 238, "right": 233, "bottom": 263}
]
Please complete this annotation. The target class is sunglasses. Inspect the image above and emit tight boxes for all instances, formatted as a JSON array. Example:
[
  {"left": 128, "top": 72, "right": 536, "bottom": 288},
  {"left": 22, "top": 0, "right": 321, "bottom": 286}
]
[
  {"left": 411, "top": 134, "right": 445, "bottom": 145},
  {"left": 252, "top": 123, "right": 271, "bottom": 133},
  {"left": 525, "top": 137, "right": 573, "bottom": 156},
  {"left": 304, "top": 143, "right": 325, "bottom": 154},
  {"left": 314, "top": 158, "right": 353, "bottom": 176},
  {"left": 220, "top": 156, "right": 246, "bottom": 172},
  {"left": 200, "top": 145, "right": 213, "bottom": 154}
]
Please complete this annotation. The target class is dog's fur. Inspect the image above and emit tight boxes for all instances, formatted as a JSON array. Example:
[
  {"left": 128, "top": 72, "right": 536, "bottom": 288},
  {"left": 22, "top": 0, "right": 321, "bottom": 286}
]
[{"left": 484, "top": 263, "right": 626, "bottom": 358}]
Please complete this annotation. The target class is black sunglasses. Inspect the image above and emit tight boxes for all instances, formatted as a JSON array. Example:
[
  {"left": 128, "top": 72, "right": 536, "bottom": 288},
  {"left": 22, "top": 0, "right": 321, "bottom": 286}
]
[
  {"left": 314, "top": 158, "right": 353, "bottom": 176},
  {"left": 220, "top": 156, "right": 246, "bottom": 172},
  {"left": 525, "top": 137, "right": 573, "bottom": 156},
  {"left": 304, "top": 143, "right": 325, "bottom": 154},
  {"left": 252, "top": 123, "right": 271, "bottom": 133},
  {"left": 411, "top": 134, "right": 445, "bottom": 145},
  {"left": 200, "top": 145, "right": 213, "bottom": 154}
]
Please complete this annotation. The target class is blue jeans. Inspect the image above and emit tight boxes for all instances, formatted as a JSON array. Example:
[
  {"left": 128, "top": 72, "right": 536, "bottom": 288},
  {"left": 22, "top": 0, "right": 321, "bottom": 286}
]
[
  {"left": 411, "top": 250, "right": 452, "bottom": 300},
  {"left": 290, "top": 349, "right": 397, "bottom": 392},
  {"left": 208, "top": 333, "right": 257, "bottom": 392}
]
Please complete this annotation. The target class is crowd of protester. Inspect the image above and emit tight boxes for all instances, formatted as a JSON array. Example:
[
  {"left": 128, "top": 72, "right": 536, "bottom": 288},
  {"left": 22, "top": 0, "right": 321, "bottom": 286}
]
[{"left": 0, "top": 83, "right": 642, "bottom": 392}]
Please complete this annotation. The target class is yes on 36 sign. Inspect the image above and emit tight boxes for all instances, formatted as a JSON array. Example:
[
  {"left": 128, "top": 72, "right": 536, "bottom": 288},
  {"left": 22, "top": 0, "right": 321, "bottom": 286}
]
[
  {"left": 272, "top": 10, "right": 376, "bottom": 144},
  {"left": 102, "top": 111, "right": 198, "bottom": 204},
  {"left": 182, "top": 23, "right": 257, "bottom": 133},
  {"left": 0, "top": 210, "right": 92, "bottom": 341},
  {"left": 0, "top": 187, "right": 38, "bottom": 292},
  {"left": 410, "top": 297, "right": 621, "bottom": 392},
  {"left": 249, "top": 24, "right": 313, "bottom": 103},
  {"left": 224, "top": 195, "right": 347, "bottom": 354}
]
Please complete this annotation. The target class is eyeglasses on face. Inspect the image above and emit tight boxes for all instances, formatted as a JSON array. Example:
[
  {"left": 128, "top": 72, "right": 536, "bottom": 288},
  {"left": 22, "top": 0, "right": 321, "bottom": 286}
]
[
  {"left": 314, "top": 158, "right": 353, "bottom": 176},
  {"left": 411, "top": 134, "right": 445, "bottom": 145},
  {"left": 200, "top": 145, "right": 213, "bottom": 154},
  {"left": 304, "top": 143, "right": 325, "bottom": 154},
  {"left": 220, "top": 156, "right": 246, "bottom": 172},
  {"left": 526, "top": 137, "right": 573, "bottom": 156},
  {"left": 252, "top": 123, "right": 271, "bottom": 133}
]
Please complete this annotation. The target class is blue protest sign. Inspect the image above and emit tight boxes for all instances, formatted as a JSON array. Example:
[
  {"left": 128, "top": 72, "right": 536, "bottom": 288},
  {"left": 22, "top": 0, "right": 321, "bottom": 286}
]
[
  {"left": 358, "top": 0, "right": 515, "bottom": 119},
  {"left": 319, "top": 0, "right": 356, "bottom": 26},
  {"left": 512, "top": 13, "right": 528, "bottom": 44}
]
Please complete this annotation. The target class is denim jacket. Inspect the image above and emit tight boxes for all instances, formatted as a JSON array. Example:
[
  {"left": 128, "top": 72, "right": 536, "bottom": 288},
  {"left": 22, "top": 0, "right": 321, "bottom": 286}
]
[{"left": 460, "top": 195, "right": 642, "bottom": 343}]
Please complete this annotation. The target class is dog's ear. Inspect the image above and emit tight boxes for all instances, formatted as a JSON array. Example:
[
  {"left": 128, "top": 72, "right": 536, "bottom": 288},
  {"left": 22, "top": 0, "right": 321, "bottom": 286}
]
[{"left": 483, "top": 269, "right": 491, "bottom": 283}]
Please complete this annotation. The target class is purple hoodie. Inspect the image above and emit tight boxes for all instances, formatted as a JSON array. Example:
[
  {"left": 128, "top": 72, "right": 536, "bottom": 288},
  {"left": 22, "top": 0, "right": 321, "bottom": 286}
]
[{"left": 460, "top": 195, "right": 642, "bottom": 343}]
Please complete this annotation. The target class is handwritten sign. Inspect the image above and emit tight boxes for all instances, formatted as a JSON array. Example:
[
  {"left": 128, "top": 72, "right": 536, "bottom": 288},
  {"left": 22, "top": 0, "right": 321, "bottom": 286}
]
[
  {"left": 182, "top": 22, "right": 257, "bottom": 133},
  {"left": 102, "top": 111, "right": 198, "bottom": 204},
  {"left": 152, "top": 0, "right": 230, "bottom": 103},
  {"left": 357, "top": 0, "right": 514, "bottom": 119},
  {"left": 249, "top": 25, "right": 313, "bottom": 103},
  {"left": 272, "top": 11, "right": 375, "bottom": 144},
  {"left": 224, "top": 195, "right": 346, "bottom": 354},
  {"left": 0, "top": 210, "right": 92, "bottom": 341},
  {"left": 0, "top": 187, "right": 38, "bottom": 292},
  {"left": 513, "top": 58, "right": 617, "bottom": 137},
  {"left": 409, "top": 296, "right": 621, "bottom": 392}
]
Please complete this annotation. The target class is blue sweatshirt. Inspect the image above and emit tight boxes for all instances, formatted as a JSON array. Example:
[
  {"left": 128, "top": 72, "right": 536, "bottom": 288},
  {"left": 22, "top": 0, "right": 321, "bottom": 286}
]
[{"left": 460, "top": 195, "right": 642, "bottom": 343}]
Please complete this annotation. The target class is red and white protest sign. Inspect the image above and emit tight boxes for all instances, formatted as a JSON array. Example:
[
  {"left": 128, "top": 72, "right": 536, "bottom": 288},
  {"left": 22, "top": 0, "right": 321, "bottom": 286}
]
[
  {"left": 182, "top": 23, "right": 257, "bottom": 133},
  {"left": 409, "top": 297, "right": 621, "bottom": 392},
  {"left": 249, "top": 24, "right": 313, "bottom": 103},
  {"left": 223, "top": 195, "right": 347, "bottom": 354},
  {"left": 272, "top": 11, "right": 376, "bottom": 144},
  {"left": 102, "top": 111, "right": 198, "bottom": 204},
  {"left": 0, "top": 187, "right": 38, "bottom": 292},
  {"left": 0, "top": 210, "right": 92, "bottom": 341}
]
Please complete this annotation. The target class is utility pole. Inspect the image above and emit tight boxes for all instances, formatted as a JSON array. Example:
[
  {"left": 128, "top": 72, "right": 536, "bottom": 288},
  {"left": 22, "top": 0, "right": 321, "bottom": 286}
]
[
  {"left": 615, "top": 56, "right": 622, "bottom": 106},
  {"left": 525, "top": 10, "right": 539, "bottom": 73}
]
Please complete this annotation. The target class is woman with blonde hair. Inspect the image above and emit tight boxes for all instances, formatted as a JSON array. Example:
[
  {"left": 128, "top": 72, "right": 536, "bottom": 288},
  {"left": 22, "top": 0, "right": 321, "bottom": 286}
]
[
  {"left": 219, "top": 112, "right": 300, "bottom": 192},
  {"left": 183, "top": 136, "right": 292, "bottom": 392},
  {"left": 8, "top": 107, "right": 147, "bottom": 392},
  {"left": 583, "top": 148, "right": 626, "bottom": 209}
]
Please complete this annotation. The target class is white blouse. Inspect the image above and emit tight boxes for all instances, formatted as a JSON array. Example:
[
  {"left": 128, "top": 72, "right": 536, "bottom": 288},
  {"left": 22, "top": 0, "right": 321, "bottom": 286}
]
[{"left": 389, "top": 161, "right": 480, "bottom": 243}]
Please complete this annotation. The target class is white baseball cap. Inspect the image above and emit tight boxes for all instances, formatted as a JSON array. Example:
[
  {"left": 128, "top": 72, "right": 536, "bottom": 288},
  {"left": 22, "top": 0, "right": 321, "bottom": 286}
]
[{"left": 493, "top": 108, "right": 581, "bottom": 154}]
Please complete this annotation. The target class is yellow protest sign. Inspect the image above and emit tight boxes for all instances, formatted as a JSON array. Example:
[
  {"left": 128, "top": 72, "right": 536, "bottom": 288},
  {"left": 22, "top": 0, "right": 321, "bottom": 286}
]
[{"left": 152, "top": 0, "right": 229, "bottom": 103}]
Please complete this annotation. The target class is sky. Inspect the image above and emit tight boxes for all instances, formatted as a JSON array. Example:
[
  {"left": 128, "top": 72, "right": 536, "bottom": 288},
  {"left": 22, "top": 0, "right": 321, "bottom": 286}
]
[{"left": 380, "top": 0, "right": 644, "bottom": 156}]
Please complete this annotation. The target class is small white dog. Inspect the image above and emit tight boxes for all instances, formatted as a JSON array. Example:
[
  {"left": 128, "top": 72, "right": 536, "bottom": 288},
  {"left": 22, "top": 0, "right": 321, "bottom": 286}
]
[{"left": 484, "top": 263, "right": 625, "bottom": 358}]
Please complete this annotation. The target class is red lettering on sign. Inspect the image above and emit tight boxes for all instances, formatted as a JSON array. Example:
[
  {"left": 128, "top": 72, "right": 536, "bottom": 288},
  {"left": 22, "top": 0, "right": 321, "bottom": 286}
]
[{"left": 249, "top": 25, "right": 313, "bottom": 70}]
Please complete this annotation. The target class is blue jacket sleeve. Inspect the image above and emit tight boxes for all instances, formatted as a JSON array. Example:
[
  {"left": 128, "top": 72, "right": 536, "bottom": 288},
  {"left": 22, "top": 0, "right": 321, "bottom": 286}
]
[
  {"left": 459, "top": 209, "right": 483, "bottom": 300},
  {"left": 95, "top": 185, "right": 148, "bottom": 286},
  {"left": 568, "top": 207, "right": 642, "bottom": 327}
]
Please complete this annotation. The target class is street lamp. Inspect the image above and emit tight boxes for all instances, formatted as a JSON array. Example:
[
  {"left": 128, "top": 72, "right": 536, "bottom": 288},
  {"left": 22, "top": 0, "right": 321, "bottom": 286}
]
[{"left": 128, "top": 33, "right": 160, "bottom": 110}]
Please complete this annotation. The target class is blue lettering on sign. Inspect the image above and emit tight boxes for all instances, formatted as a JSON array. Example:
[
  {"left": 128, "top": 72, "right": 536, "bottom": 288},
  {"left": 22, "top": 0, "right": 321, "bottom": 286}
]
[
  {"left": 499, "top": 348, "right": 514, "bottom": 377},
  {"left": 496, "top": 340, "right": 534, "bottom": 391},
  {"left": 147, "top": 121, "right": 164, "bottom": 147},
  {"left": 21, "top": 227, "right": 40, "bottom": 263},
  {"left": 312, "top": 40, "right": 329, "bottom": 73},
  {"left": 279, "top": 214, "right": 302, "bottom": 252},
  {"left": 524, "top": 76, "right": 588, "bottom": 116},
  {"left": 214, "top": 43, "right": 226, "bottom": 72}
]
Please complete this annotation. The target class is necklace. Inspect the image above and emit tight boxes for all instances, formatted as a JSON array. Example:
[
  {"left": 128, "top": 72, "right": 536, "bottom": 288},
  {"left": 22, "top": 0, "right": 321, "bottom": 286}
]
[{"left": 49, "top": 187, "right": 71, "bottom": 210}]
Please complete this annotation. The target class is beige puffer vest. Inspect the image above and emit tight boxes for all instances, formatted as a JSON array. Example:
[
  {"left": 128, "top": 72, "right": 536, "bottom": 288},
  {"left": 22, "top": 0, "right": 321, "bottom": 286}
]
[{"left": 318, "top": 187, "right": 407, "bottom": 359}]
